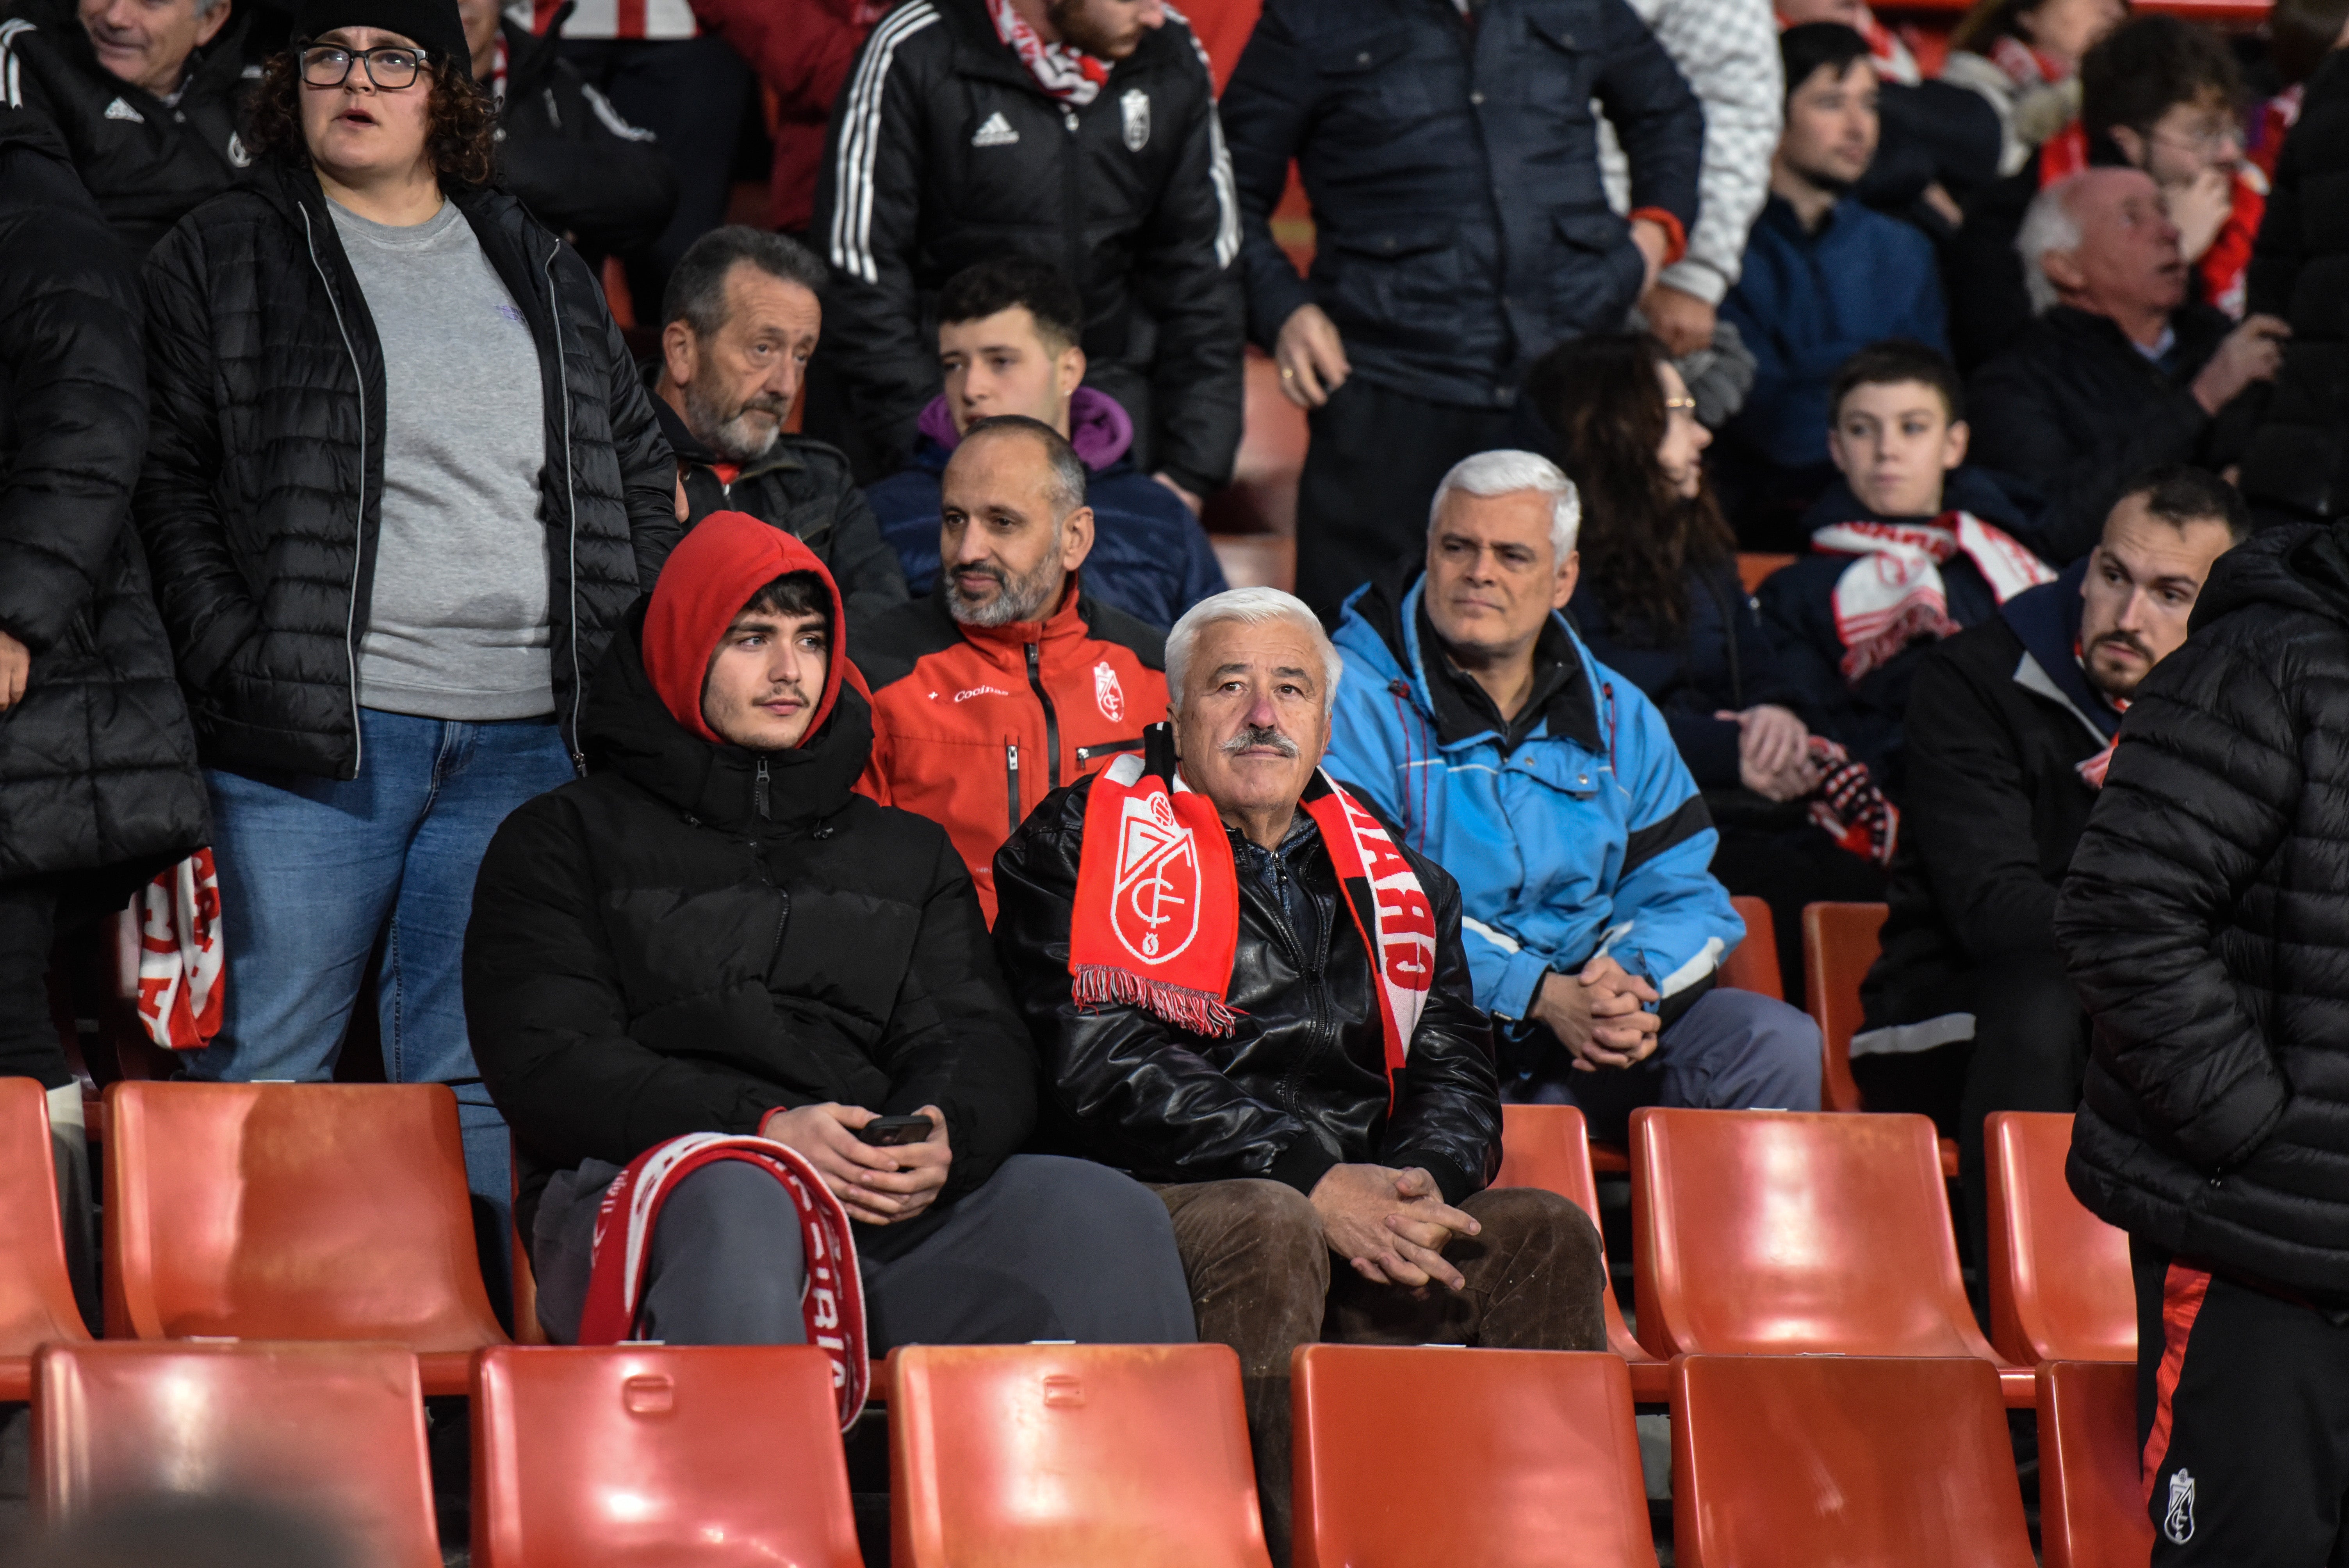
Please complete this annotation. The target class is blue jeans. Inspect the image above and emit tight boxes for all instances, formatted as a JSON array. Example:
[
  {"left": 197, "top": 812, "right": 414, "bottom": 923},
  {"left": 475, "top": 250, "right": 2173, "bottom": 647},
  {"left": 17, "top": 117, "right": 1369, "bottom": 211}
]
[
  {"left": 187, "top": 709, "right": 576, "bottom": 1242},
  {"left": 1504, "top": 987, "right": 1825, "bottom": 1143}
]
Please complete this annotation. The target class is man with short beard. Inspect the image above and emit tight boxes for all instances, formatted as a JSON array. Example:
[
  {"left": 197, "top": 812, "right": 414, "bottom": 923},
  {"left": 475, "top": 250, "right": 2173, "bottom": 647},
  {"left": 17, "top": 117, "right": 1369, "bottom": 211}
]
[
  {"left": 654, "top": 225, "right": 909, "bottom": 631},
  {"left": 857, "top": 415, "right": 1170, "bottom": 922}
]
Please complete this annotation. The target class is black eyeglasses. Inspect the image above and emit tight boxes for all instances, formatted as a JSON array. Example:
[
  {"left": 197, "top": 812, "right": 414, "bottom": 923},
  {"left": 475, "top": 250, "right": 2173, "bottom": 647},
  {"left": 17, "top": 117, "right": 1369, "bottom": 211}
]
[{"left": 299, "top": 43, "right": 429, "bottom": 89}]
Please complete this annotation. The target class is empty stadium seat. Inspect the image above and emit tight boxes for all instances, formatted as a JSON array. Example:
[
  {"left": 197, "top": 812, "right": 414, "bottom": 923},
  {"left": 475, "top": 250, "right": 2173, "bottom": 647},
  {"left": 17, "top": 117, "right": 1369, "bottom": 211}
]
[
  {"left": 2037, "top": 1359, "right": 2155, "bottom": 1568},
  {"left": 471, "top": 1345, "right": 861, "bottom": 1568},
  {"left": 0, "top": 1077, "right": 92, "bottom": 1401},
  {"left": 1802, "top": 901, "right": 1885, "bottom": 1113},
  {"left": 1494, "top": 1103, "right": 1663, "bottom": 1400},
  {"left": 889, "top": 1342, "right": 1273, "bottom": 1568},
  {"left": 103, "top": 1081, "right": 505, "bottom": 1395},
  {"left": 1631, "top": 1107, "right": 2033, "bottom": 1403},
  {"left": 1987, "top": 1112, "right": 2134, "bottom": 1365},
  {"left": 32, "top": 1338, "right": 439, "bottom": 1567},
  {"left": 1717, "top": 896, "right": 1783, "bottom": 1001},
  {"left": 1736, "top": 553, "right": 1796, "bottom": 595},
  {"left": 1671, "top": 1352, "right": 2035, "bottom": 1568},
  {"left": 1291, "top": 1344, "right": 1657, "bottom": 1568}
]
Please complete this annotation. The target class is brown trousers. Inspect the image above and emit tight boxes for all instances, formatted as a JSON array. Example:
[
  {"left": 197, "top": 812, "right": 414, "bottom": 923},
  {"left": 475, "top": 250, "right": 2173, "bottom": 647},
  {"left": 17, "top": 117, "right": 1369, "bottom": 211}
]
[{"left": 1154, "top": 1180, "right": 1608, "bottom": 1563}]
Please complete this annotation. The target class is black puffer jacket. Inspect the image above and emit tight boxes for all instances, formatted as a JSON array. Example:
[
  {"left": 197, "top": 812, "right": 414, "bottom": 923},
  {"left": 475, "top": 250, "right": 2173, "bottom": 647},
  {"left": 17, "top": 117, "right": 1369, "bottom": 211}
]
[
  {"left": 809, "top": 0, "right": 1242, "bottom": 494},
  {"left": 490, "top": 12, "right": 676, "bottom": 258},
  {"left": 137, "top": 162, "right": 679, "bottom": 779},
  {"left": 0, "top": 0, "right": 271, "bottom": 254},
  {"left": 2057, "top": 523, "right": 2349, "bottom": 1297},
  {"left": 992, "top": 743, "right": 1501, "bottom": 1205},
  {"left": 0, "top": 108, "right": 205, "bottom": 882},
  {"left": 467, "top": 602, "right": 1037, "bottom": 1258}
]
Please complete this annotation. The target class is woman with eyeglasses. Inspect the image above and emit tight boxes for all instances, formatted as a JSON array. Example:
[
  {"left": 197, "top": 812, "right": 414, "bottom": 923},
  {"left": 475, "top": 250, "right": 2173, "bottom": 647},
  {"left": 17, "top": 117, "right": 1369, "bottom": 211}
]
[
  {"left": 1526, "top": 332, "right": 1887, "bottom": 997},
  {"left": 136, "top": 0, "right": 681, "bottom": 1243}
]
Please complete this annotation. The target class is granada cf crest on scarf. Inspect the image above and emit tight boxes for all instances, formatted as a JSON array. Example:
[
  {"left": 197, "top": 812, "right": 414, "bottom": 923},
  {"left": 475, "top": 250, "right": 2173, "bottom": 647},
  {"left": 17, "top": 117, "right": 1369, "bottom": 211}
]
[{"left": 1112, "top": 788, "right": 1201, "bottom": 961}]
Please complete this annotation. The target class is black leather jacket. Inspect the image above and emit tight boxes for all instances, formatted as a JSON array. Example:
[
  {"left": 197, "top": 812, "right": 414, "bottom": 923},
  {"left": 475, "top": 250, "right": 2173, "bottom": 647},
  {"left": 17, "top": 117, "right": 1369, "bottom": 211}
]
[{"left": 992, "top": 748, "right": 1501, "bottom": 1204}]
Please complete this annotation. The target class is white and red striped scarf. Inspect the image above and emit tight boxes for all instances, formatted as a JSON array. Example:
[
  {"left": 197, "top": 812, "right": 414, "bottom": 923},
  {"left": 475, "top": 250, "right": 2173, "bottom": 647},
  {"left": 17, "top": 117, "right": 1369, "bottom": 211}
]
[
  {"left": 1070, "top": 757, "right": 1433, "bottom": 1105},
  {"left": 1814, "top": 514, "right": 2055, "bottom": 685},
  {"left": 986, "top": 0, "right": 1107, "bottom": 104},
  {"left": 134, "top": 850, "right": 225, "bottom": 1051},
  {"left": 578, "top": 1132, "right": 870, "bottom": 1429},
  {"left": 1987, "top": 34, "right": 2062, "bottom": 87}
]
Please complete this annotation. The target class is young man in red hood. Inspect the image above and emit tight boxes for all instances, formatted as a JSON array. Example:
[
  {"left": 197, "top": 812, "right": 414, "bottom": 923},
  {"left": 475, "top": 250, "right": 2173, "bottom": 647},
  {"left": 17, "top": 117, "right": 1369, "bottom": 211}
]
[{"left": 463, "top": 510, "right": 1193, "bottom": 1347}]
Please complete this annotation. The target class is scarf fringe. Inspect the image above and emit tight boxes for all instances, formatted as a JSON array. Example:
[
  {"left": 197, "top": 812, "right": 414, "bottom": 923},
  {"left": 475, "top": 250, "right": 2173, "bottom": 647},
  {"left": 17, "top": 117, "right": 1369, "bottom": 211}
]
[
  {"left": 1838, "top": 600, "right": 1962, "bottom": 685},
  {"left": 1073, "top": 963, "right": 1241, "bottom": 1038}
]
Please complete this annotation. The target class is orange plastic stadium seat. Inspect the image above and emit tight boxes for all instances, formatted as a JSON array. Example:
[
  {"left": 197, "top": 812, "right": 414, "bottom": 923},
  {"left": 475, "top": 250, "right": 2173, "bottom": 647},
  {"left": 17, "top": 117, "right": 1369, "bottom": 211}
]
[
  {"left": 103, "top": 1081, "right": 505, "bottom": 1395},
  {"left": 471, "top": 1345, "right": 861, "bottom": 1568},
  {"left": 1987, "top": 1112, "right": 2134, "bottom": 1365},
  {"left": 889, "top": 1342, "right": 1273, "bottom": 1568},
  {"left": 32, "top": 1338, "right": 439, "bottom": 1567},
  {"left": 1717, "top": 896, "right": 1783, "bottom": 1001},
  {"left": 0, "top": 1078, "right": 93, "bottom": 1402},
  {"left": 2038, "top": 1359, "right": 2156, "bottom": 1568},
  {"left": 1631, "top": 1107, "right": 2033, "bottom": 1403},
  {"left": 1671, "top": 1352, "right": 2035, "bottom": 1568},
  {"left": 1802, "top": 901, "right": 1886, "bottom": 1113},
  {"left": 1291, "top": 1344, "right": 1657, "bottom": 1568},
  {"left": 1494, "top": 1103, "right": 1663, "bottom": 1399},
  {"left": 1736, "top": 553, "right": 1796, "bottom": 595}
]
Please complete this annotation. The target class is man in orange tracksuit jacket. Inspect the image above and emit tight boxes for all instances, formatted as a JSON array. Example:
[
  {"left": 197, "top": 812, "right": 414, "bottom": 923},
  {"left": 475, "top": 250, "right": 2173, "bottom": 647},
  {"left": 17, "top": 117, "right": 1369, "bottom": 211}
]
[{"left": 857, "top": 415, "right": 1167, "bottom": 921}]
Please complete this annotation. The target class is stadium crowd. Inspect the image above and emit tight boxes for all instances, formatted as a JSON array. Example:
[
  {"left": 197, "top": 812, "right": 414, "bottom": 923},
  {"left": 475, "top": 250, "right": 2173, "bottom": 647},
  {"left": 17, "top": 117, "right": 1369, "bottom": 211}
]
[{"left": 5, "top": 0, "right": 2349, "bottom": 1557}]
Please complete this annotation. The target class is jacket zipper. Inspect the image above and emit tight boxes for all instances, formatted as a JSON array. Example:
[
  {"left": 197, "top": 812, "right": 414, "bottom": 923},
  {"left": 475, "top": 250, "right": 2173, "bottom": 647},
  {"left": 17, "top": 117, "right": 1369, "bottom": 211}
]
[
  {"left": 1005, "top": 741, "right": 1021, "bottom": 836},
  {"left": 1075, "top": 737, "right": 1144, "bottom": 765},
  {"left": 1060, "top": 105, "right": 1084, "bottom": 333},
  {"left": 1026, "top": 641, "right": 1062, "bottom": 789},
  {"left": 1242, "top": 847, "right": 1333, "bottom": 1116},
  {"left": 298, "top": 202, "right": 369, "bottom": 779},
  {"left": 754, "top": 756, "right": 770, "bottom": 819},
  {"left": 544, "top": 235, "right": 585, "bottom": 775}
]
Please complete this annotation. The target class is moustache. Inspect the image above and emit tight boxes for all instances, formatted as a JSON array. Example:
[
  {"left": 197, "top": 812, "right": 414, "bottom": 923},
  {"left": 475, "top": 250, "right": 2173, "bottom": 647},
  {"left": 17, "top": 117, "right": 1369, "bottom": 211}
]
[
  {"left": 729, "top": 394, "right": 791, "bottom": 422},
  {"left": 2090, "top": 630, "right": 2153, "bottom": 662},
  {"left": 1220, "top": 725, "right": 1299, "bottom": 758}
]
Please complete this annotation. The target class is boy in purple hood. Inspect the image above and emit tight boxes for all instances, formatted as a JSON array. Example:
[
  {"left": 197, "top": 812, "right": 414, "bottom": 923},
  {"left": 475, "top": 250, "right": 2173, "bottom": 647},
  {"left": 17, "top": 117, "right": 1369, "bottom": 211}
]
[{"left": 865, "top": 258, "right": 1226, "bottom": 633}]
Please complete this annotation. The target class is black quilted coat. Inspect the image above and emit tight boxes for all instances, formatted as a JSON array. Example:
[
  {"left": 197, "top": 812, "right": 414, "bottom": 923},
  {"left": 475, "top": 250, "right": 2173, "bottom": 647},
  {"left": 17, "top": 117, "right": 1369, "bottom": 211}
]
[
  {"left": 0, "top": 110, "right": 207, "bottom": 883},
  {"left": 2057, "top": 523, "right": 2349, "bottom": 1298},
  {"left": 136, "top": 160, "right": 679, "bottom": 780}
]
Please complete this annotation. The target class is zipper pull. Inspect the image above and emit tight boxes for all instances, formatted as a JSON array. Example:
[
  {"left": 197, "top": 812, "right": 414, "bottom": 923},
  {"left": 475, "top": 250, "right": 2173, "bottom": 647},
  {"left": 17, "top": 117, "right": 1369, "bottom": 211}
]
[
  {"left": 1006, "top": 740, "right": 1022, "bottom": 837},
  {"left": 754, "top": 756, "right": 771, "bottom": 820},
  {"left": 1062, "top": 106, "right": 1079, "bottom": 133}
]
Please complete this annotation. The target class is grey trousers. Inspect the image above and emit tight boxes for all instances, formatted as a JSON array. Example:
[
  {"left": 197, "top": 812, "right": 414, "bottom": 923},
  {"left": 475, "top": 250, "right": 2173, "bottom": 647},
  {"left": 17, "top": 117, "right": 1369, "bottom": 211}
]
[{"left": 531, "top": 1151, "right": 1198, "bottom": 1349}]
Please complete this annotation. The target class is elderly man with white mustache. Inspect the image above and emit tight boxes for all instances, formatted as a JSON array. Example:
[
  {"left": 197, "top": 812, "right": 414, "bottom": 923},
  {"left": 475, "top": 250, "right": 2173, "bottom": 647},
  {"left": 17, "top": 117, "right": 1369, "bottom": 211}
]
[{"left": 990, "top": 585, "right": 1607, "bottom": 1564}]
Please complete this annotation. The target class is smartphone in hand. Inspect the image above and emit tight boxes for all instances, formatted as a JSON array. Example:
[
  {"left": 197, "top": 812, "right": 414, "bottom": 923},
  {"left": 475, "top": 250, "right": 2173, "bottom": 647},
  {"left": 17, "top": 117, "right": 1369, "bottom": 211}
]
[{"left": 856, "top": 1113, "right": 935, "bottom": 1147}]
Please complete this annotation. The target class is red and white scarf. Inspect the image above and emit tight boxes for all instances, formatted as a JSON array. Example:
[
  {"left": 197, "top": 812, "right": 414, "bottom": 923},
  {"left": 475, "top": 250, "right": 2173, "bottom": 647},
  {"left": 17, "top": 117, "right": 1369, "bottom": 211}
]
[
  {"left": 132, "top": 850, "right": 225, "bottom": 1051},
  {"left": 986, "top": 0, "right": 1108, "bottom": 104},
  {"left": 578, "top": 1131, "right": 870, "bottom": 1429},
  {"left": 1070, "top": 755, "right": 1433, "bottom": 1102},
  {"left": 1814, "top": 515, "right": 2055, "bottom": 685},
  {"left": 1987, "top": 34, "right": 2062, "bottom": 87}
]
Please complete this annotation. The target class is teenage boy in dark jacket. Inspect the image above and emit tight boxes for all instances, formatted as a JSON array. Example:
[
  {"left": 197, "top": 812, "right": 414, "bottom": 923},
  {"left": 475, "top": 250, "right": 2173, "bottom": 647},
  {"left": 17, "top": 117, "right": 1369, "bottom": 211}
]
[
  {"left": 2057, "top": 516, "right": 2349, "bottom": 1565},
  {"left": 1855, "top": 467, "right": 2241, "bottom": 1263},
  {"left": 467, "top": 511, "right": 1193, "bottom": 1349}
]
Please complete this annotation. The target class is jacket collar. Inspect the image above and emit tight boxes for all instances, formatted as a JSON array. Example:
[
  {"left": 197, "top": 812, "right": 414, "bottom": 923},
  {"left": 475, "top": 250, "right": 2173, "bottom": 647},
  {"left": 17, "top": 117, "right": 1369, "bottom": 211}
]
[
  {"left": 913, "top": 387, "right": 1137, "bottom": 471},
  {"left": 2001, "top": 558, "right": 2123, "bottom": 742},
  {"left": 1756, "top": 191, "right": 1855, "bottom": 245},
  {"left": 1340, "top": 566, "right": 1602, "bottom": 753},
  {"left": 945, "top": 573, "right": 1093, "bottom": 664},
  {"left": 650, "top": 387, "right": 805, "bottom": 481},
  {"left": 1800, "top": 465, "right": 2037, "bottom": 536}
]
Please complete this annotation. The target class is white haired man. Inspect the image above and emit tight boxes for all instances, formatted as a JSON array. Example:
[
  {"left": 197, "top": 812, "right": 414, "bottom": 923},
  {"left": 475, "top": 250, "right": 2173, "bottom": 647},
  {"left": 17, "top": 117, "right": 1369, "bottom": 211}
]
[
  {"left": 1323, "top": 450, "right": 1823, "bottom": 1144},
  {"left": 991, "top": 584, "right": 1608, "bottom": 1563},
  {"left": 1967, "top": 167, "right": 2288, "bottom": 563}
]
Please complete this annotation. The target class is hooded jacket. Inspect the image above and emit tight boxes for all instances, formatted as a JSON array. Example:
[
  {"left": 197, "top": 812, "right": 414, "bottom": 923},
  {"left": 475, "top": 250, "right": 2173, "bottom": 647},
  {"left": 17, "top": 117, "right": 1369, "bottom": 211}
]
[
  {"left": 2056, "top": 523, "right": 2349, "bottom": 1297},
  {"left": 863, "top": 388, "right": 1227, "bottom": 632},
  {"left": 1861, "top": 561, "right": 2117, "bottom": 1033},
  {"left": 488, "top": 11, "right": 677, "bottom": 258},
  {"left": 0, "top": 107, "right": 207, "bottom": 884},
  {"left": 1324, "top": 568, "right": 1744, "bottom": 1028},
  {"left": 856, "top": 574, "right": 1169, "bottom": 923},
  {"left": 465, "top": 513, "right": 1037, "bottom": 1259},
  {"left": 137, "top": 161, "right": 679, "bottom": 778},
  {"left": 1756, "top": 467, "right": 2047, "bottom": 797}
]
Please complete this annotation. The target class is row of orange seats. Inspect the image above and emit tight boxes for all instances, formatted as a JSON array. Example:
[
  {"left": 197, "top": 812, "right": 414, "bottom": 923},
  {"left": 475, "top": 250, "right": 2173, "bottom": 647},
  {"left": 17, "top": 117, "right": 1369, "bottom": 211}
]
[{"left": 30, "top": 1335, "right": 2138, "bottom": 1567}]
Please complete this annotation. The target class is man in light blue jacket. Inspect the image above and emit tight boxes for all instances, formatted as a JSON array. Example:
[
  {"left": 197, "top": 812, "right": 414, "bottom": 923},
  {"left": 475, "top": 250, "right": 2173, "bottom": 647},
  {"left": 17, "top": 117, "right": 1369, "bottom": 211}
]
[{"left": 1324, "top": 451, "right": 1821, "bottom": 1138}]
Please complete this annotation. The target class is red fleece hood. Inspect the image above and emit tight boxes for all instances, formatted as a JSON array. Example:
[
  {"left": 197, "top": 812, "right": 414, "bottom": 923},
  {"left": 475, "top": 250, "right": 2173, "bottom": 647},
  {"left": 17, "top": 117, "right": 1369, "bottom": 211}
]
[{"left": 642, "top": 511, "right": 864, "bottom": 746}]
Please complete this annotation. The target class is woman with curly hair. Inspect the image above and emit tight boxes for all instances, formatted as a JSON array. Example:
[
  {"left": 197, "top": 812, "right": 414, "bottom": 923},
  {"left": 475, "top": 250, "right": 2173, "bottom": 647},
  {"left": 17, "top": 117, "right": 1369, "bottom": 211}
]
[
  {"left": 1529, "top": 331, "right": 1886, "bottom": 994},
  {"left": 136, "top": 0, "right": 679, "bottom": 1241}
]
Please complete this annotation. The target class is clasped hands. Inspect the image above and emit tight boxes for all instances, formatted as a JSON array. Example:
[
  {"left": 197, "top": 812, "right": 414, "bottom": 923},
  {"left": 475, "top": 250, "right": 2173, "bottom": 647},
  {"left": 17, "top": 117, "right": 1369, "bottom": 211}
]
[
  {"left": 1531, "top": 954, "right": 1661, "bottom": 1073},
  {"left": 1310, "top": 1162, "right": 1481, "bottom": 1291},
  {"left": 758, "top": 1102, "right": 950, "bottom": 1226}
]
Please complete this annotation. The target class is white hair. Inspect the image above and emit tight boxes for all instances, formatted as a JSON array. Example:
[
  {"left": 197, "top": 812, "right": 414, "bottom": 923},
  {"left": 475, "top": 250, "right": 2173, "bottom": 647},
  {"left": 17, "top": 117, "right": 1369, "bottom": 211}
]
[
  {"left": 1164, "top": 587, "right": 1343, "bottom": 713},
  {"left": 1428, "top": 449, "right": 1582, "bottom": 560},
  {"left": 2018, "top": 175, "right": 2088, "bottom": 317}
]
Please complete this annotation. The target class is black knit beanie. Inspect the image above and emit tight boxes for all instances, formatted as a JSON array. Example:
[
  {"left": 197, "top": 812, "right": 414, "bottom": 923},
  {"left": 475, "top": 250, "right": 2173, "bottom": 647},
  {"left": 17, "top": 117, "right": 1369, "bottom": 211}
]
[{"left": 291, "top": 0, "right": 468, "bottom": 74}]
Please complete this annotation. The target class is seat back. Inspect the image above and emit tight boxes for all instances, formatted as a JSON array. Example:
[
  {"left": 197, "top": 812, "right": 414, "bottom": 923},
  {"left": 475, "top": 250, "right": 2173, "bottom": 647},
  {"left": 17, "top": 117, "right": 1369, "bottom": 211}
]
[
  {"left": 0, "top": 1078, "right": 91, "bottom": 1368},
  {"left": 33, "top": 1339, "right": 439, "bottom": 1568},
  {"left": 1802, "top": 902, "right": 1886, "bottom": 1112},
  {"left": 472, "top": 1345, "right": 861, "bottom": 1568},
  {"left": 889, "top": 1342, "right": 1272, "bottom": 1568},
  {"left": 2038, "top": 1360, "right": 2155, "bottom": 1568},
  {"left": 1737, "top": 553, "right": 1797, "bottom": 595},
  {"left": 1631, "top": 1107, "right": 1992, "bottom": 1361},
  {"left": 104, "top": 1082, "right": 504, "bottom": 1352},
  {"left": 1292, "top": 1345, "right": 1656, "bottom": 1568},
  {"left": 1717, "top": 897, "right": 1783, "bottom": 1001},
  {"left": 1494, "top": 1103, "right": 1643, "bottom": 1363},
  {"left": 1672, "top": 1353, "right": 2035, "bottom": 1568},
  {"left": 1987, "top": 1112, "right": 2135, "bottom": 1364}
]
